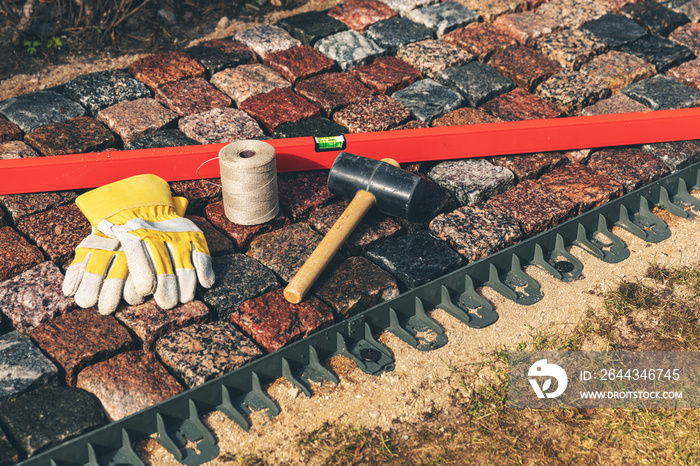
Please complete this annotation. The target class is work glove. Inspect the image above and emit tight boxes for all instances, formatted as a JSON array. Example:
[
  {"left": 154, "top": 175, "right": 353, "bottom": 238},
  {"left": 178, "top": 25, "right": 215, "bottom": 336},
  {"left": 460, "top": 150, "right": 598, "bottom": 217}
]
[
  {"left": 75, "top": 174, "right": 215, "bottom": 310},
  {"left": 63, "top": 232, "right": 138, "bottom": 315},
  {"left": 63, "top": 197, "right": 190, "bottom": 315}
]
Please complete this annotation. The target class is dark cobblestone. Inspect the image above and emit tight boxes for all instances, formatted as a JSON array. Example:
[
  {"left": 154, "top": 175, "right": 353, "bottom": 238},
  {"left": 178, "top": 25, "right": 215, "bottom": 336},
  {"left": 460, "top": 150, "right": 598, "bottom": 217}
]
[
  {"left": 407, "top": 1, "right": 479, "bottom": 37},
  {"left": 619, "top": 0, "right": 690, "bottom": 36},
  {"left": 0, "top": 386, "right": 106, "bottom": 457},
  {"left": 365, "top": 231, "right": 463, "bottom": 289},
  {"left": 0, "top": 331, "right": 58, "bottom": 404},
  {"left": 581, "top": 13, "right": 648, "bottom": 48},
  {"left": 0, "top": 90, "right": 86, "bottom": 134},
  {"left": 618, "top": 34, "right": 695, "bottom": 72},
  {"left": 183, "top": 39, "right": 257, "bottom": 75},
  {"left": 62, "top": 70, "right": 151, "bottom": 116},
  {"left": 642, "top": 139, "right": 700, "bottom": 171},
  {"left": 622, "top": 74, "right": 700, "bottom": 110},
  {"left": 438, "top": 61, "right": 515, "bottom": 107},
  {"left": 392, "top": 78, "right": 463, "bottom": 123},
  {"left": 276, "top": 10, "right": 349, "bottom": 45},
  {"left": 200, "top": 253, "right": 281, "bottom": 322},
  {"left": 365, "top": 17, "right": 435, "bottom": 55}
]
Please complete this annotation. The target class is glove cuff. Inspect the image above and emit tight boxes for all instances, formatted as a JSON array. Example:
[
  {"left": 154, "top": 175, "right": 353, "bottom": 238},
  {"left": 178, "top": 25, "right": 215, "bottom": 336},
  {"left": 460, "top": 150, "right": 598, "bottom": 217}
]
[{"left": 77, "top": 174, "right": 174, "bottom": 226}]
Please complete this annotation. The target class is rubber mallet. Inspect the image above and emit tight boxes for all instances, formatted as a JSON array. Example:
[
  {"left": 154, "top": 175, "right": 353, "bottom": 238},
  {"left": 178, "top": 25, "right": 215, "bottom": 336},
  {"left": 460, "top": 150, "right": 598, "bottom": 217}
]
[{"left": 283, "top": 152, "right": 425, "bottom": 304}]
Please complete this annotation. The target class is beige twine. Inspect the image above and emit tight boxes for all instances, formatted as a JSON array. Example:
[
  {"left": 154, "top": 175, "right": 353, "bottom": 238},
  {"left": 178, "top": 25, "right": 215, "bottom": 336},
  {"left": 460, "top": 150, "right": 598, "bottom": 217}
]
[{"left": 216, "top": 140, "right": 279, "bottom": 226}]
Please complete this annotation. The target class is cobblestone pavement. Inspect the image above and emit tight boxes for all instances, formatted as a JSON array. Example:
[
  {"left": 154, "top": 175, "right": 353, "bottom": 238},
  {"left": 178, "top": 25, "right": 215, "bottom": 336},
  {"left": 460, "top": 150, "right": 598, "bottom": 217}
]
[{"left": 2, "top": 0, "right": 700, "bottom": 463}]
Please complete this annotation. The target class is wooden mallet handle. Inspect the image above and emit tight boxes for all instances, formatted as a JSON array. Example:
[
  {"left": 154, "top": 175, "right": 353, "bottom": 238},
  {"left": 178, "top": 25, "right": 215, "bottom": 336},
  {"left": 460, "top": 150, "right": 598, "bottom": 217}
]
[{"left": 283, "top": 159, "right": 400, "bottom": 304}]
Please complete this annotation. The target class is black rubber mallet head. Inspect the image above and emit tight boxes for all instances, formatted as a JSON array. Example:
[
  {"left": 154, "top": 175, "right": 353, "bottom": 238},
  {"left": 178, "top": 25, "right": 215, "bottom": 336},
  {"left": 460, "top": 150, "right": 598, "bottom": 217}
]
[{"left": 284, "top": 153, "right": 424, "bottom": 303}]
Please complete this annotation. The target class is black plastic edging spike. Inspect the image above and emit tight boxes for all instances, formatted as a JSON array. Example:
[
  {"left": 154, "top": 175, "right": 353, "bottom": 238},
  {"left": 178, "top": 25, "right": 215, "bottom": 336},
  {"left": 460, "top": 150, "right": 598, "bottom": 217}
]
[
  {"left": 388, "top": 307, "right": 419, "bottom": 347},
  {"left": 658, "top": 186, "right": 689, "bottom": 218},
  {"left": 437, "top": 276, "right": 498, "bottom": 328},
  {"left": 86, "top": 443, "right": 98, "bottom": 466},
  {"left": 485, "top": 257, "right": 543, "bottom": 305},
  {"left": 486, "top": 263, "right": 518, "bottom": 301},
  {"left": 251, "top": 371, "right": 281, "bottom": 417},
  {"left": 553, "top": 234, "right": 584, "bottom": 281},
  {"left": 617, "top": 204, "right": 647, "bottom": 239},
  {"left": 533, "top": 243, "right": 562, "bottom": 280},
  {"left": 156, "top": 413, "right": 184, "bottom": 462},
  {"left": 362, "top": 322, "right": 392, "bottom": 359},
  {"left": 615, "top": 198, "right": 670, "bottom": 243},
  {"left": 307, "top": 345, "right": 340, "bottom": 385},
  {"left": 574, "top": 216, "right": 629, "bottom": 263},
  {"left": 175, "top": 400, "right": 219, "bottom": 465},
  {"left": 594, "top": 214, "right": 629, "bottom": 262},
  {"left": 439, "top": 284, "right": 471, "bottom": 325},
  {"left": 574, "top": 222, "right": 605, "bottom": 260},
  {"left": 511, "top": 254, "right": 542, "bottom": 290},
  {"left": 335, "top": 325, "right": 395, "bottom": 375},
  {"left": 413, "top": 297, "right": 447, "bottom": 345},
  {"left": 84, "top": 429, "right": 145, "bottom": 466},
  {"left": 282, "top": 357, "right": 312, "bottom": 397},
  {"left": 675, "top": 178, "right": 700, "bottom": 213},
  {"left": 121, "top": 429, "right": 146, "bottom": 466},
  {"left": 532, "top": 234, "right": 583, "bottom": 282},
  {"left": 387, "top": 298, "right": 447, "bottom": 351},
  {"left": 188, "top": 400, "right": 216, "bottom": 446},
  {"left": 501, "top": 255, "right": 543, "bottom": 305},
  {"left": 218, "top": 386, "right": 250, "bottom": 432}
]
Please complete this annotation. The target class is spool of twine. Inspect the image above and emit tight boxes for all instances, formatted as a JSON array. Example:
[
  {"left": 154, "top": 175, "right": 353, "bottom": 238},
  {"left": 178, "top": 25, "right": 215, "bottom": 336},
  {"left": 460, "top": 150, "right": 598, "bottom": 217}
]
[{"left": 218, "top": 140, "right": 279, "bottom": 225}]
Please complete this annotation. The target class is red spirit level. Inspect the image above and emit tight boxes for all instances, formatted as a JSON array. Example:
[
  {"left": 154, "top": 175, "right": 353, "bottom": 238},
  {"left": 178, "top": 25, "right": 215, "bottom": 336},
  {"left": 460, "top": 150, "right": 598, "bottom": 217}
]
[{"left": 1, "top": 107, "right": 699, "bottom": 195}]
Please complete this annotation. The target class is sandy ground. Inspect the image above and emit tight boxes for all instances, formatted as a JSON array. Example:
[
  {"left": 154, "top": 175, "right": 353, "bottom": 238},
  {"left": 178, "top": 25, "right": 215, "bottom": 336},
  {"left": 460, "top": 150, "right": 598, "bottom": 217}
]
[{"left": 135, "top": 206, "right": 700, "bottom": 465}]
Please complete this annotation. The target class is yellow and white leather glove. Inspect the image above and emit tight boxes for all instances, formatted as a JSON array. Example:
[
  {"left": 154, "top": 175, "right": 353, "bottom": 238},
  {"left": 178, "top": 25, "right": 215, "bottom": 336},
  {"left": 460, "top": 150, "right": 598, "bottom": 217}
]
[
  {"left": 62, "top": 232, "right": 138, "bottom": 315},
  {"left": 63, "top": 197, "right": 190, "bottom": 315},
  {"left": 76, "top": 174, "right": 215, "bottom": 310}
]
